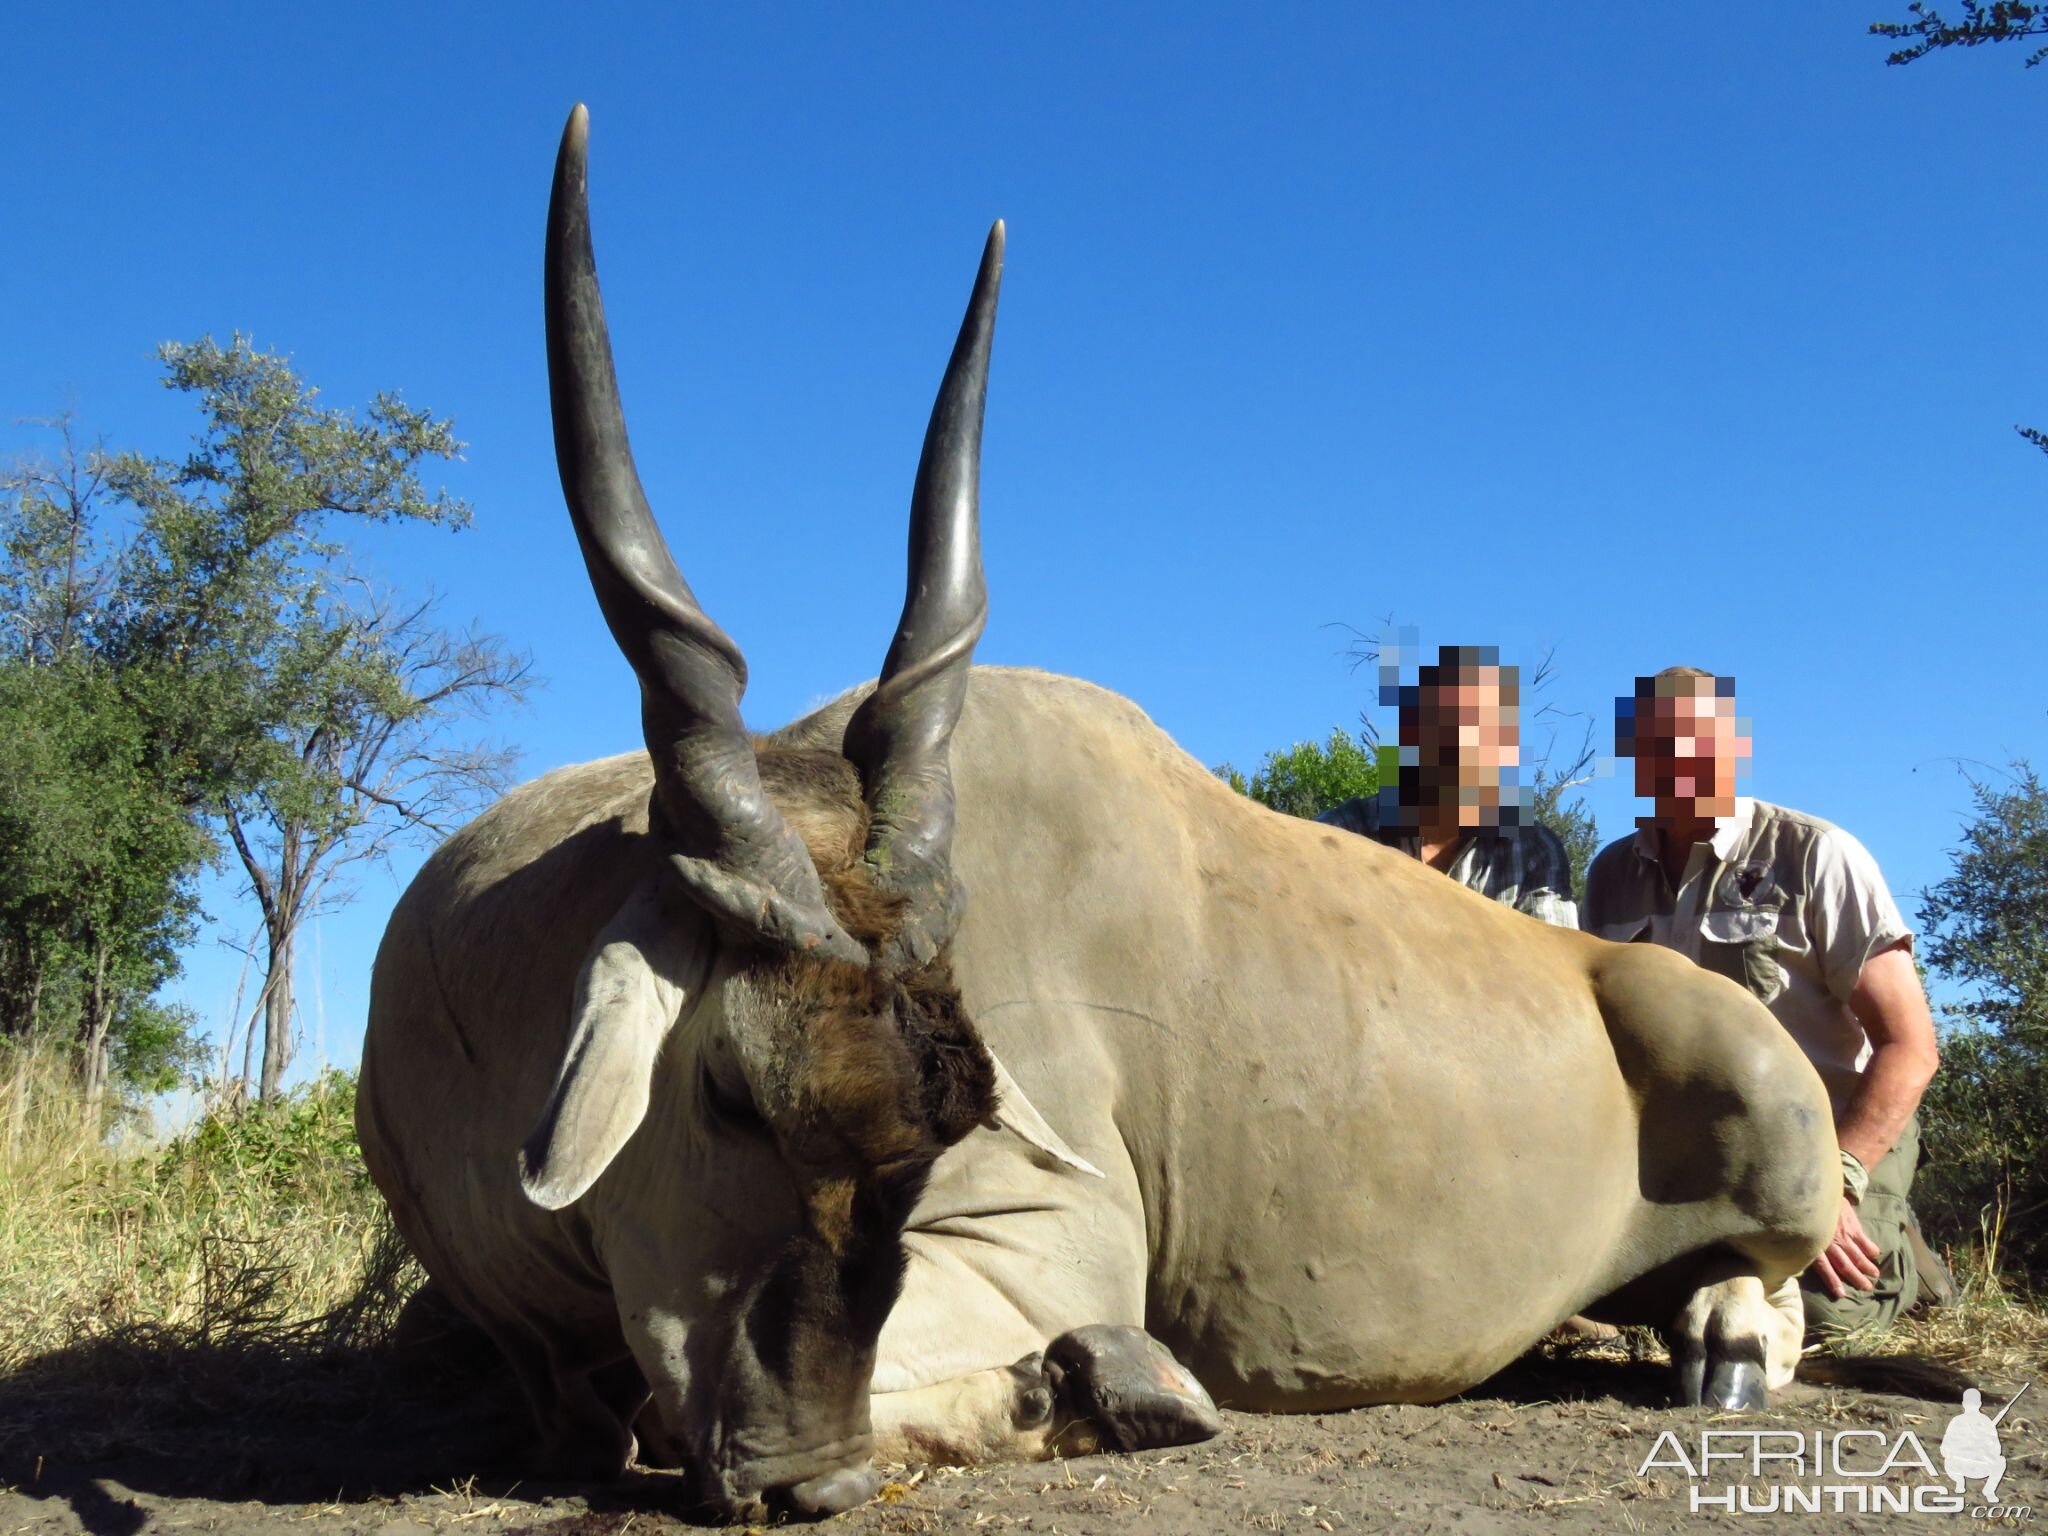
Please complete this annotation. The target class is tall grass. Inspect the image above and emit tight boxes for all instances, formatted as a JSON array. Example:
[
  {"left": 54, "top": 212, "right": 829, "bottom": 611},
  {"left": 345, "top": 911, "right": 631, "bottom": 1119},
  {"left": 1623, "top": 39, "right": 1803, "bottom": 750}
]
[
  {"left": 0, "top": 1047, "right": 520, "bottom": 1494},
  {"left": 0, "top": 1043, "right": 402, "bottom": 1373}
]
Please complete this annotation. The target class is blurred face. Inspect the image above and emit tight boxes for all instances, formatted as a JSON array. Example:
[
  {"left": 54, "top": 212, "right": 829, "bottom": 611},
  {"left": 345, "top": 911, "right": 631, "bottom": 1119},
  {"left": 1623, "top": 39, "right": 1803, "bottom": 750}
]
[
  {"left": 1626, "top": 680, "right": 1750, "bottom": 822},
  {"left": 1402, "top": 668, "right": 1518, "bottom": 827}
]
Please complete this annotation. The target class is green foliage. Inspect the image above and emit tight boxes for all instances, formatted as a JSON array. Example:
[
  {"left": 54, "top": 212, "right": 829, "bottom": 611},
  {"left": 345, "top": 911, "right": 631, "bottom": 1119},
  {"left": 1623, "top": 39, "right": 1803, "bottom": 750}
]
[
  {"left": 1914, "top": 762, "right": 2048, "bottom": 1274},
  {"left": 0, "top": 414, "right": 218, "bottom": 1105},
  {"left": 158, "top": 1070, "right": 367, "bottom": 1202},
  {"left": 112, "top": 1001, "right": 208, "bottom": 1096},
  {"left": 1214, "top": 727, "right": 1381, "bottom": 818},
  {"left": 4, "top": 340, "right": 525, "bottom": 1109},
  {"left": 105, "top": 335, "right": 474, "bottom": 813},
  {"left": 1529, "top": 773, "right": 1599, "bottom": 901},
  {"left": 102, "top": 337, "right": 526, "bottom": 1101},
  {"left": 0, "top": 656, "right": 211, "bottom": 1097},
  {"left": 1872, "top": 1, "right": 2048, "bottom": 66}
]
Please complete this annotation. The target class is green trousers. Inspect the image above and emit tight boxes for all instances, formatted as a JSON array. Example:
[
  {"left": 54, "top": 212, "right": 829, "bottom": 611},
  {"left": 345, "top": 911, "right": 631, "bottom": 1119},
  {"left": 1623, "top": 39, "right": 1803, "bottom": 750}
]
[{"left": 1800, "top": 1115, "right": 1922, "bottom": 1337}]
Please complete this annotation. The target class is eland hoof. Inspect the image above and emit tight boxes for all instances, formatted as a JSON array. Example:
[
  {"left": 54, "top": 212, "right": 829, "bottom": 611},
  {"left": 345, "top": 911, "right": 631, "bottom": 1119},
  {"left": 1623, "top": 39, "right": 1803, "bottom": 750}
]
[
  {"left": 1705, "top": 1357, "right": 1770, "bottom": 1412},
  {"left": 1043, "top": 1324, "right": 1222, "bottom": 1455},
  {"left": 1674, "top": 1348, "right": 1769, "bottom": 1412}
]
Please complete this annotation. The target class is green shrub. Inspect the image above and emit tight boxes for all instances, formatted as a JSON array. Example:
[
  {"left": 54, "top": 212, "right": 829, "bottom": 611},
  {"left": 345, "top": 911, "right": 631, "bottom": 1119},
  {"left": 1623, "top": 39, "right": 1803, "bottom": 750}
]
[
  {"left": 1215, "top": 727, "right": 1381, "bottom": 819},
  {"left": 157, "top": 1069, "right": 367, "bottom": 1203},
  {"left": 1915, "top": 763, "right": 2048, "bottom": 1277}
]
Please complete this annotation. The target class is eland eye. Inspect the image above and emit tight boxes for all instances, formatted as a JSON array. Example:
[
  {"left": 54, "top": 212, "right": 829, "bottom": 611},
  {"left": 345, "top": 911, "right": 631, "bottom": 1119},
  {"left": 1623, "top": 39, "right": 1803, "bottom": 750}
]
[{"left": 700, "top": 1061, "right": 766, "bottom": 1134}]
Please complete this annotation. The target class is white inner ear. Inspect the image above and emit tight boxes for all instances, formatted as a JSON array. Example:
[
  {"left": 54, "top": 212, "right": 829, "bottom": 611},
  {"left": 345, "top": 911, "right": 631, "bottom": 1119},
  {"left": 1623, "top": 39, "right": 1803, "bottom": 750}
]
[
  {"left": 519, "top": 877, "right": 704, "bottom": 1210},
  {"left": 986, "top": 1050, "right": 1104, "bottom": 1178}
]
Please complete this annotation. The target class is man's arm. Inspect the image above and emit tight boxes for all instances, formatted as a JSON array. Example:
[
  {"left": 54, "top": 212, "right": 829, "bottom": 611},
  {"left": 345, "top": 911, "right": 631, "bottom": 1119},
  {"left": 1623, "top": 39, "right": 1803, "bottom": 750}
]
[
  {"left": 1800, "top": 826, "right": 1937, "bottom": 1301},
  {"left": 1808, "top": 939, "right": 1941, "bottom": 1300},
  {"left": 1835, "top": 940, "right": 1940, "bottom": 1171}
]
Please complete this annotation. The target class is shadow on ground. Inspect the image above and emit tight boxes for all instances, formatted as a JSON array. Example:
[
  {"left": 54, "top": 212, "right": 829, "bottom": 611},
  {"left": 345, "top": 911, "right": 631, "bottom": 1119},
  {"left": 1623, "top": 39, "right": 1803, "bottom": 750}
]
[
  {"left": 1, "top": 1326, "right": 2006, "bottom": 1536},
  {"left": 0, "top": 1318, "right": 756, "bottom": 1534},
  {"left": 0, "top": 1321, "right": 1681, "bottom": 1536}
]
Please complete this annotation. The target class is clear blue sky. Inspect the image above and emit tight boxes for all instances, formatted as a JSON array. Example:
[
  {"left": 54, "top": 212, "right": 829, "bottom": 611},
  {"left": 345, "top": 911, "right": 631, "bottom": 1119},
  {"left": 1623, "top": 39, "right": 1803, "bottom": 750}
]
[{"left": 3, "top": 5, "right": 2041, "bottom": 1084}]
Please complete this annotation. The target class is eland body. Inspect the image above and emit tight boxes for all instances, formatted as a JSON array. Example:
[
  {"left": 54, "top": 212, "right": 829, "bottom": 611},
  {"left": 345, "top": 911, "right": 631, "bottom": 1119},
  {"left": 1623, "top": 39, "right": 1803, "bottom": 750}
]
[{"left": 358, "top": 107, "right": 1839, "bottom": 1522}]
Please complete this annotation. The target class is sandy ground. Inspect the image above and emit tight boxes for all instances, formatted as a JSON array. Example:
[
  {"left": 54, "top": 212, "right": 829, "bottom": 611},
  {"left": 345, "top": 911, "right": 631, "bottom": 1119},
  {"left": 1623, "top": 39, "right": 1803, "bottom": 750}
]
[{"left": 2, "top": 1343, "right": 2040, "bottom": 1535}]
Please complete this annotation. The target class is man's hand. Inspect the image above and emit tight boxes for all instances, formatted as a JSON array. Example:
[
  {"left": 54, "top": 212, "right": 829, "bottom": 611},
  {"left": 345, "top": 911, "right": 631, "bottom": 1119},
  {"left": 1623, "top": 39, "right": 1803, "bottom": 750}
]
[{"left": 1808, "top": 1198, "right": 1882, "bottom": 1299}]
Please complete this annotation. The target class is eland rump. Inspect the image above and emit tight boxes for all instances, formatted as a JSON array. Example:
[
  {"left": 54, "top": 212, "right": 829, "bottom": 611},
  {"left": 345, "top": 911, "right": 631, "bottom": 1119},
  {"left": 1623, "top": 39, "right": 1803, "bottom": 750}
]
[{"left": 358, "top": 106, "right": 1839, "bottom": 1521}]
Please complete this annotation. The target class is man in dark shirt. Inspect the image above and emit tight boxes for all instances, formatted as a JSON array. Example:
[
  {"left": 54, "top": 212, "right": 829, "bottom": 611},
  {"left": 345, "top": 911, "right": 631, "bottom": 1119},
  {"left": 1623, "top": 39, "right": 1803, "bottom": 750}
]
[{"left": 1319, "top": 644, "right": 1576, "bottom": 928}]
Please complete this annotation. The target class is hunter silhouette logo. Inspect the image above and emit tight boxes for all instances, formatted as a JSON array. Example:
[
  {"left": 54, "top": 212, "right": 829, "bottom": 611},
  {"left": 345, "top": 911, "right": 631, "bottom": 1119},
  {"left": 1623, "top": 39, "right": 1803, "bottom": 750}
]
[
  {"left": 1942, "top": 1384, "right": 2026, "bottom": 1502},
  {"left": 1638, "top": 1382, "right": 2034, "bottom": 1517}
]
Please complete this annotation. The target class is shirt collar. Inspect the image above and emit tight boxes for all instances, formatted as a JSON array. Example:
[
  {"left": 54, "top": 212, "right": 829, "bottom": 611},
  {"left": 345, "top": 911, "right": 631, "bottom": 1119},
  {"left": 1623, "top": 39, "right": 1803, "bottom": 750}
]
[
  {"left": 1632, "top": 796, "right": 1757, "bottom": 863},
  {"left": 1709, "top": 796, "right": 1757, "bottom": 858}
]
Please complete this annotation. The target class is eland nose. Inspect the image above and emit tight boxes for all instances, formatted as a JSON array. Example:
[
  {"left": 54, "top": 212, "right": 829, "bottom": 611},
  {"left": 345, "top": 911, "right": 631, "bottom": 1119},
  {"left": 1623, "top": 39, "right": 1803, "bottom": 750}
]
[{"left": 777, "top": 1465, "right": 883, "bottom": 1519}]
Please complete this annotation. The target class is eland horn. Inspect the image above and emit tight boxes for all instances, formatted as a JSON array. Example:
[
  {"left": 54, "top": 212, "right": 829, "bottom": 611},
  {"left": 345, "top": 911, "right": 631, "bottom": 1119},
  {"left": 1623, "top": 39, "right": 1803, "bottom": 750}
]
[
  {"left": 546, "top": 104, "right": 863, "bottom": 965},
  {"left": 843, "top": 222, "right": 1003, "bottom": 968}
]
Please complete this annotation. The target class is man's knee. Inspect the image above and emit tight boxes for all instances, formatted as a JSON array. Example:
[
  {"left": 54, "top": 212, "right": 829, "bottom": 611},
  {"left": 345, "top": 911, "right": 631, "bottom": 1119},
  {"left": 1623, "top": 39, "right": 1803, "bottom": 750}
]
[
  {"left": 1802, "top": 1273, "right": 1908, "bottom": 1337},
  {"left": 1803, "top": 1119, "right": 1927, "bottom": 1339}
]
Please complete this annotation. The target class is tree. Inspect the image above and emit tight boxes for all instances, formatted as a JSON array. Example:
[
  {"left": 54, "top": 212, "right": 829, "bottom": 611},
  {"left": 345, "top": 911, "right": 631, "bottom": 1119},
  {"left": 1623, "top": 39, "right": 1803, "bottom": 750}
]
[
  {"left": 105, "top": 337, "right": 530, "bottom": 1101},
  {"left": 1529, "top": 763, "right": 1599, "bottom": 902},
  {"left": 0, "top": 416, "right": 110, "bottom": 667},
  {"left": 1871, "top": 2, "right": 2048, "bottom": 67},
  {"left": 1215, "top": 728, "right": 1381, "bottom": 818},
  {"left": 1913, "top": 761, "right": 2048, "bottom": 1273},
  {"left": 0, "top": 662, "right": 211, "bottom": 1112},
  {"left": 0, "top": 425, "right": 211, "bottom": 1115},
  {"left": 214, "top": 589, "right": 529, "bottom": 1099},
  {"left": 3, "top": 341, "right": 529, "bottom": 1113}
]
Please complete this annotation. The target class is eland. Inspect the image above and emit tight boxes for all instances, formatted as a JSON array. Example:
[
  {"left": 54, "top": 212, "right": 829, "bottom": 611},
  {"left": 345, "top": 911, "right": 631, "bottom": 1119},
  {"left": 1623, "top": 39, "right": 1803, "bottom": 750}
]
[{"left": 358, "top": 106, "right": 1841, "bottom": 1521}]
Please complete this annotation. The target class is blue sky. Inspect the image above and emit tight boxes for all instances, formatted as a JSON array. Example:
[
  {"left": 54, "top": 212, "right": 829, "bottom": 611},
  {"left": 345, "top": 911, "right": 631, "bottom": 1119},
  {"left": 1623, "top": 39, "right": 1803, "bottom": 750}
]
[{"left": 3, "top": 5, "right": 2041, "bottom": 1084}]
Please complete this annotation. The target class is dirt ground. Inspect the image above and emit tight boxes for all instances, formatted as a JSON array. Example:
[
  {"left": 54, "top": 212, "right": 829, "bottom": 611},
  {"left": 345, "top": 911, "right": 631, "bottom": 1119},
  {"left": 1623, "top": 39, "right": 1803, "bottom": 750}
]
[{"left": 2, "top": 1340, "right": 2040, "bottom": 1536}]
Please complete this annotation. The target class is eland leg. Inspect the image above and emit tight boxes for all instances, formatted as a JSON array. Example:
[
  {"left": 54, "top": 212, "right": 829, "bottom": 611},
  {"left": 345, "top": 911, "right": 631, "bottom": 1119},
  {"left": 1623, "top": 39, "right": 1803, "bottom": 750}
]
[
  {"left": 868, "top": 1140, "right": 1218, "bottom": 1467},
  {"left": 1667, "top": 1255, "right": 1803, "bottom": 1411},
  {"left": 872, "top": 1327, "right": 1221, "bottom": 1467},
  {"left": 489, "top": 1314, "right": 646, "bottom": 1479}
]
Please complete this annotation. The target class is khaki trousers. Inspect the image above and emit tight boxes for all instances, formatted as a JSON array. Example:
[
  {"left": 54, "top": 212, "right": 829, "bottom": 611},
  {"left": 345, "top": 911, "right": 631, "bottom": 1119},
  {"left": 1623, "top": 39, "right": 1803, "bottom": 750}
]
[{"left": 1800, "top": 1115, "right": 1922, "bottom": 1337}]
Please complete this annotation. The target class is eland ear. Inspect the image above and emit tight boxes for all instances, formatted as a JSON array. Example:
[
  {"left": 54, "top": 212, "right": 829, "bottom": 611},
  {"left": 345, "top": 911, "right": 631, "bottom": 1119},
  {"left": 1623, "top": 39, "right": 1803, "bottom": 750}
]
[
  {"left": 986, "top": 1051, "right": 1104, "bottom": 1180},
  {"left": 519, "top": 878, "right": 704, "bottom": 1210}
]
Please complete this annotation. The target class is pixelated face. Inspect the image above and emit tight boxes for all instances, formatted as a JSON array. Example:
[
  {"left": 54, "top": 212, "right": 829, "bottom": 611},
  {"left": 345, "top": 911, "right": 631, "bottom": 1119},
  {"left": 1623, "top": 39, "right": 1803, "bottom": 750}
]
[
  {"left": 1401, "top": 666, "right": 1518, "bottom": 824},
  {"left": 1622, "top": 678, "right": 1749, "bottom": 818}
]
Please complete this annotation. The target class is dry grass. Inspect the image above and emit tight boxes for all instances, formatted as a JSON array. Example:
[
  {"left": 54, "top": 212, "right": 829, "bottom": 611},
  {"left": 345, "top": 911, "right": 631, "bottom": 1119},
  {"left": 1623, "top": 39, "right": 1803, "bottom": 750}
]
[
  {"left": 0, "top": 1046, "right": 396, "bottom": 1373},
  {"left": 1830, "top": 1244, "right": 2048, "bottom": 1387},
  {"left": 0, "top": 1045, "right": 486, "bottom": 1497},
  {"left": 1527, "top": 1245, "right": 2047, "bottom": 1400}
]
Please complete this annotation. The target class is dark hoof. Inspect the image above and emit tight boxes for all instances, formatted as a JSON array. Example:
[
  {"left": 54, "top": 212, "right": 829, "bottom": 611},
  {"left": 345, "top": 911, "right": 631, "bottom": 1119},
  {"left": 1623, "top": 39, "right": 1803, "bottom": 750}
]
[
  {"left": 1706, "top": 1357, "right": 1769, "bottom": 1412},
  {"left": 1043, "top": 1325, "right": 1223, "bottom": 1455},
  {"left": 1675, "top": 1354, "right": 1707, "bottom": 1407},
  {"left": 1672, "top": 1346, "right": 1769, "bottom": 1411}
]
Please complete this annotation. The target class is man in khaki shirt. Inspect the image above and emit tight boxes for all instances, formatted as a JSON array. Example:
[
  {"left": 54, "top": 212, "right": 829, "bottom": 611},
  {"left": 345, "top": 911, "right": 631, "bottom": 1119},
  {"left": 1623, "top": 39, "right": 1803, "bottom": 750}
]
[{"left": 1580, "top": 667, "right": 1946, "bottom": 1335}]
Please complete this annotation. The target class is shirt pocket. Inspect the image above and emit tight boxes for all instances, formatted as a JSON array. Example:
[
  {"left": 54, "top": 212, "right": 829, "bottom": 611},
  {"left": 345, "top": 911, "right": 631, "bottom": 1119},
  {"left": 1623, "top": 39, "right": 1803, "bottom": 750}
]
[{"left": 1699, "top": 908, "right": 1785, "bottom": 1004}]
